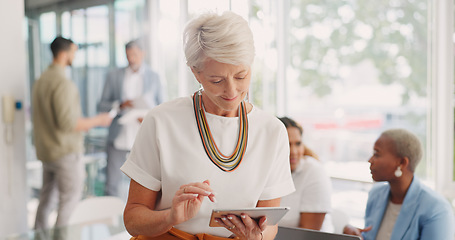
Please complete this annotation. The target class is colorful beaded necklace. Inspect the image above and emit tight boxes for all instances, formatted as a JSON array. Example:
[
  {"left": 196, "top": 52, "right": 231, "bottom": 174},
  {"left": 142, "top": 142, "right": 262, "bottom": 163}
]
[{"left": 192, "top": 90, "right": 248, "bottom": 172}]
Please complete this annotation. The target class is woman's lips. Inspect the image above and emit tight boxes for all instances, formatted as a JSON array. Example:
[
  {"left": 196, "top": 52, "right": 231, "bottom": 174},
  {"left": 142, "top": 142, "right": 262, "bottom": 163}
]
[{"left": 222, "top": 96, "right": 238, "bottom": 101}]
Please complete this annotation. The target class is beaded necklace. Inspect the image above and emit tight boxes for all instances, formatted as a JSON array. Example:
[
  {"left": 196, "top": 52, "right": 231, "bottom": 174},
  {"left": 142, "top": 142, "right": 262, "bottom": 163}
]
[{"left": 192, "top": 90, "right": 248, "bottom": 172}]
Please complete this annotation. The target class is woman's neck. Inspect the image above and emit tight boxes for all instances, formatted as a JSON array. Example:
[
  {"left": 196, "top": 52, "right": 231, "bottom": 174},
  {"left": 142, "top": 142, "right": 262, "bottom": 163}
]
[
  {"left": 389, "top": 175, "right": 413, "bottom": 204},
  {"left": 200, "top": 94, "right": 252, "bottom": 117}
]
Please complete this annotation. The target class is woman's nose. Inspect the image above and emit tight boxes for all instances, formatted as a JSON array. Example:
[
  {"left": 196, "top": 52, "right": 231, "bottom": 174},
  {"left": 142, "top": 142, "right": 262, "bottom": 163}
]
[
  {"left": 224, "top": 79, "right": 236, "bottom": 96},
  {"left": 290, "top": 146, "right": 298, "bottom": 156}
]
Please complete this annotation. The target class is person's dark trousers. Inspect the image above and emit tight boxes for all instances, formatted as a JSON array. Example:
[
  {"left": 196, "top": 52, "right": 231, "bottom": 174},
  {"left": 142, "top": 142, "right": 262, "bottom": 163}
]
[{"left": 104, "top": 142, "right": 129, "bottom": 197}]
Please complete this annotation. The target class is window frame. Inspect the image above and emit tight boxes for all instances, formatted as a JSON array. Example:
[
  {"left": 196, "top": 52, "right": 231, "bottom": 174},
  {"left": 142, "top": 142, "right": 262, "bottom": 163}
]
[{"left": 431, "top": 0, "right": 454, "bottom": 198}]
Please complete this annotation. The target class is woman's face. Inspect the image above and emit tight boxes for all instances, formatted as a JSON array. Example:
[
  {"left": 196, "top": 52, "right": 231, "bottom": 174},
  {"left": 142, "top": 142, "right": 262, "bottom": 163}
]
[
  {"left": 368, "top": 135, "right": 401, "bottom": 182},
  {"left": 286, "top": 126, "right": 304, "bottom": 172},
  {"left": 192, "top": 59, "right": 251, "bottom": 117}
]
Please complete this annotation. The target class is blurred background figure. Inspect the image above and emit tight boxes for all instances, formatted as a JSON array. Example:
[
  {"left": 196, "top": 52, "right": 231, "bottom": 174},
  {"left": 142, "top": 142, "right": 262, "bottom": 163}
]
[
  {"left": 278, "top": 117, "right": 334, "bottom": 232},
  {"left": 343, "top": 128, "right": 454, "bottom": 240},
  {"left": 98, "top": 39, "right": 163, "bottom": 199},
  {"left": 32, "top": 36, "right": 113, "bottom": 236}
]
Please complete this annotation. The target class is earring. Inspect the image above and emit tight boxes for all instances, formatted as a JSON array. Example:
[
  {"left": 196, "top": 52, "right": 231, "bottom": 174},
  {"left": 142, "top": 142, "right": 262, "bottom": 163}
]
[
  {"left": 244, "top": 92, "right": 249, "bottom": 102},
  {"left": 198, "top": 85, "right": 203, "bottom": 95},
  {"left": 394, "top": 166, "right": 402, "bottom": 178}
]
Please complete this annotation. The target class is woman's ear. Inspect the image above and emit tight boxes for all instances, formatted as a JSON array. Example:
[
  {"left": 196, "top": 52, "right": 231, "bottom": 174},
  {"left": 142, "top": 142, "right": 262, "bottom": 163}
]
[
  {"left": 191, "top": 67, "right": 201, "bottom": 83},
  {"left": 401, "top": 156, "right": 410, "bottom": 171}
]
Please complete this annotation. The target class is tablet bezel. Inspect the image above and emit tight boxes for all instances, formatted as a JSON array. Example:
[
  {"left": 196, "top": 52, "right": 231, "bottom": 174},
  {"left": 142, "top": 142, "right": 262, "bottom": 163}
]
[{"left": 209, "top": 207, "right": 290, "bottom": 227}]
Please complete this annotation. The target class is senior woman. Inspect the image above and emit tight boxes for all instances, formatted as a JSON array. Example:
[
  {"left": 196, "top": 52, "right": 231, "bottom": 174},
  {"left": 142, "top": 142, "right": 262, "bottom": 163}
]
[
  {"left": 343, "top": 129, "right": 454, "bottom": 240},
  {"left": 120, "top": 11, "right": 295, "bottom": 240}
]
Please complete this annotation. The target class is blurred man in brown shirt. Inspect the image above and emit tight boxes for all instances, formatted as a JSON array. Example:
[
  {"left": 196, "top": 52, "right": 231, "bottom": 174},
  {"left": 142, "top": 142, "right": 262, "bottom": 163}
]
[{"left": 32, "top": 36, "right": 112, "bottom": 234}]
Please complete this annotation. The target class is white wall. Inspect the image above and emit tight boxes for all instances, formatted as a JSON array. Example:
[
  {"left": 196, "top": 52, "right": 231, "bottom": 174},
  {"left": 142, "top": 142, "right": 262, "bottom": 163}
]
[{"left": 0, "top": 0, "right": 28, "bottom": 237}]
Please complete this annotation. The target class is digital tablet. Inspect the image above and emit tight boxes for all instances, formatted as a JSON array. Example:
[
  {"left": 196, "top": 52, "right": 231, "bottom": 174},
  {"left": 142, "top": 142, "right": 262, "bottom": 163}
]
[{"left": 209, "top": 207, "right": 290, "bottom": 227}]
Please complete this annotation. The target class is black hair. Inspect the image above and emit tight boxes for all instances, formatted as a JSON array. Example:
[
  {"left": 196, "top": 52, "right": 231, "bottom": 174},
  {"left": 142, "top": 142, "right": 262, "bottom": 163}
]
[
  {"left": 278, "top": 116, "right": 303, "bottom": 135},
  {"left": 50, "top": 36, "right": 74, "bottom": 58}
]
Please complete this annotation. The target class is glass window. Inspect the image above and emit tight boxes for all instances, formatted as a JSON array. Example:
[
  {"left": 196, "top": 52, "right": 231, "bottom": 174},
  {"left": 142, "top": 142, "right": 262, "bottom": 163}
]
[
  {"left": 114, "top": 0, "right": 146, "bottom": 67},
  {"left": 284, "top": 0, "right": 429, "bottom": 225},
  {"left": 188, "top": 0, "right": 230, "bottom": 15},
  {"left": 285, "top": 0, "right": 428, "bottom": 177},
  {"left": 86, "top": 6, "right": 109, "bottom": 67},
  {"left": 86, "top": 6, "right": 110, "bottom": 116},
  {"left": 158, "top": 0, "right": 181, "bottom": 100},
  {"left": 38, "top": 12, "right": 56, "bottom": 71},
  {"left": 249, "top": 0, "right": 278, "bottom": 113},
  {"left": 61, "top": 11, "right": 71, "bottom": 38},
  {"left": 67, "top": 9, "right": 87, "bottom": 68},
  {"left": 61, "top": 6, "right": 110, "bottom": 117}
]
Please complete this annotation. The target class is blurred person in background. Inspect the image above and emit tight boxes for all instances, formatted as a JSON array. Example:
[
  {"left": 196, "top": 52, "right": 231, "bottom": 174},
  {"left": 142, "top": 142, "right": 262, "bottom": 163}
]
[
  {"left": 98, "top": 39, "right": 163, "bottom": 198},
  {"left": 343, "top": 128, "right": 454, "bottom": 240},
  {"left": 278, "top": 117, "right": 333, "bottom": 232},
  {"left": 33, "top": 36, "right": 112, "bottom": 237}
]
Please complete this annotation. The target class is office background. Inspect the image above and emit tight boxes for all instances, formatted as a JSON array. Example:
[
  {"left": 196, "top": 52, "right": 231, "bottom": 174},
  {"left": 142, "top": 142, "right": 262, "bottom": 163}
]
[{"left": 0, "top": 0, "right": 454, "bottom": 237}]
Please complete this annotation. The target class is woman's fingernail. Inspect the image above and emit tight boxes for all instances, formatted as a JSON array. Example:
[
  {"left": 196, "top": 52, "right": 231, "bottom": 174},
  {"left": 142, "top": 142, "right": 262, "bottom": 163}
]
[
  {"left": 221, "top": 217, "right": 227, "bottom": 221},
  {"left": 205, "top": 191, "right": 212, "bottom": 195},
  {"left": 211, "top": 196, "right": 217, "bottom": 203},
  {"left": 228, "top": 216, "right": 233, "bottom": 220},
  {"left": 241, "top": 214, "right": 246, "bottom": 219}
]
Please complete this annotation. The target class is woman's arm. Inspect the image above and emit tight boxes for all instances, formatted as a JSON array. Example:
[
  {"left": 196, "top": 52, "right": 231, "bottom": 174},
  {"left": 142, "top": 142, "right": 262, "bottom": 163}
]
[
  {"left": 123, "top": 180, "right": 172, "bottom": 237},
  {"left": 298, "top": 212, "right": 326, "bottom": 230},
  {"left": 123, "top": 179, "right": 215, "bottom": 237},
  {"left": 257, "top": 199, "right": 280, "bottom": 240},
  {"left": 419, "top": 207, "right": 455, "bottom": 239}
]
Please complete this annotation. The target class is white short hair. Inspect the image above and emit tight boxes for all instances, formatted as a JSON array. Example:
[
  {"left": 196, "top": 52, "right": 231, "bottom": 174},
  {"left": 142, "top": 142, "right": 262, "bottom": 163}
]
[
  {"left": 183, "top": 11, "right": 255, "bottom": 70},
  {"left": 381, "top": 128, "right": 423, "bottom": 173}
]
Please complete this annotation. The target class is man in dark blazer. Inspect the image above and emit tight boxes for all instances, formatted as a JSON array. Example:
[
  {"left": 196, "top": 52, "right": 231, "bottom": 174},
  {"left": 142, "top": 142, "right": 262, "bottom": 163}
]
[{"left": 98, "top": 39, "right": 163, "bottom": 197}]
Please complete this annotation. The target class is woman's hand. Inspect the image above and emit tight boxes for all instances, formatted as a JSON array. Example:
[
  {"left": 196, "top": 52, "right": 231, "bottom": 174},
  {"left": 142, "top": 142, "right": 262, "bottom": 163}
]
[
  {"left": 216, "top": 214, "right": 266, "bottom": 240},
  {"left": 168, "top": 180, "right": 216, "bottom": 226},
  {"left": 343, "top": 224, "right": 372, "bottom": 239}
]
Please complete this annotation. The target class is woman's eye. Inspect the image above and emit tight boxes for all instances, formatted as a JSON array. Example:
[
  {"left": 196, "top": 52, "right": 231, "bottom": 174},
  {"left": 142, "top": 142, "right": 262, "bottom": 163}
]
[{"left": 211, "top": 79, "right": 222, "bottom": 84}]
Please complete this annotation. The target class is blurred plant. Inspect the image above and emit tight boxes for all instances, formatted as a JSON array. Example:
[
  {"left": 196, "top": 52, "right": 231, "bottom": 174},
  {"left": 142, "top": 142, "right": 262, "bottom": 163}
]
[{"left": 250, "top": 0, "right": 427, "bottom": 103}]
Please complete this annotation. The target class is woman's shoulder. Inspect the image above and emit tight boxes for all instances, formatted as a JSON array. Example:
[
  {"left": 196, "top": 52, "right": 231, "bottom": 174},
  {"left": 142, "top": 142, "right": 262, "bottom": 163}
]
[
  {"left": 297, "top": 157, "right": 331, "bottom": 183},
  {"left": 249, "top": 106, "right": 286, "bottom": 130},
  {"left": 412, "top": 178, "right": 451, "bottom": 208},
  {"left": 299, "top": 156, "right": 325, "bottom": 173},
  {"left": 407, "top": 178, "right": 454, "bottom": 226},
  {"left": 144, "top": 96, "right": 193, "bottom": 121},
  {"left": 303, "top": 156, "right": 322, "bottom": 166},
  {"left": 151, "top": 96, "right": 191, "bottom": 112}
]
